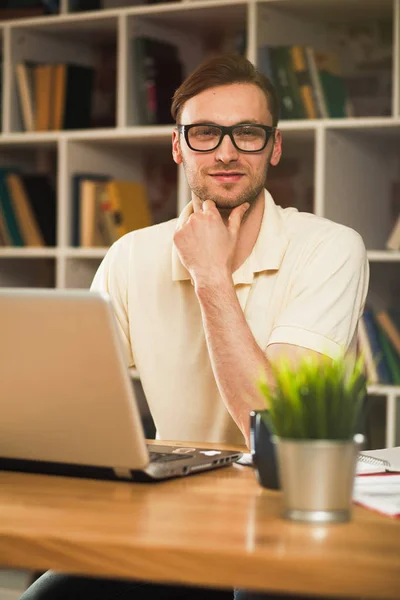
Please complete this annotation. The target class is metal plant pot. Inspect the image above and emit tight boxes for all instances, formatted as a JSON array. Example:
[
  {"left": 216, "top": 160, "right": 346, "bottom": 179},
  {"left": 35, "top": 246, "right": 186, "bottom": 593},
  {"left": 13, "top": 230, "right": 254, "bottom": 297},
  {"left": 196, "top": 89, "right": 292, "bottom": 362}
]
[{"left": 275, "top": 434, "right": 365, "bottom": 524}]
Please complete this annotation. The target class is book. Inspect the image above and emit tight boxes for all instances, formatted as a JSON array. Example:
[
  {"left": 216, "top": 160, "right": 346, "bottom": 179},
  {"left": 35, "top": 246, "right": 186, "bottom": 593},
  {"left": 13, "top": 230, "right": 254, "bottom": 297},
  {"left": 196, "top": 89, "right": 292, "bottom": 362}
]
[
  {"left": 0, "top": 201, "right": 11, "bottom": 246},
  {"left": 20, "top": 174, "right": 57, "bottom": 246},
  {"left": 290, "top": 45, "right": 318, "bottom": 119},
  {"left": 375, "top": 320, "right": 400, "bottom": 385},
  {"left": 304, "top": 46, "right": 329, "bottom": 118},
  {"left": 269, "top": 46, "right": 299, "bottom": 120},
  {"left": 71, "top": 173, "right": 110, "bottom": 246},
  {"left": 376, "top": 310, "right": 400, "bottom": 358},
  {"left": 90, "top": 44, "right": 117, "bottom": 129},
  {"left": 362, "top": 310, "right": 392, "bottom": 384},
  {"left": 52, "top": 63, "right": 67, "bottom": 131},
  {"left": 34, "top": 64, "right": 54, "bottom": 131},
  {"left": 257, "top": 45, "right": 274, "bottom": 85},
  {"left": 357, "top": 317, "right": 378, "bottom": 384},
  {"left": 313, "top": 51, "right": 348, "bottom": 118},
  {"left": 63, "top": 64, "right": 95, "bottom": 130},
  {"left": 0, "top": 167, "right": 24, "bottom": 246},
  {"left": 15, "top": 62, "right": 36, "bottom": 132},
  {"left": 79, "top": 179, "right": 113, "bottom": 247},
  {"left": 107, "top": 180, "right": 152, "bottom": 238},
  {"left": 133, "top": 38, "right": 183, "bottom": 125},
  {"left": 6, "top": 173, "right": 45, "bottom": 247}
]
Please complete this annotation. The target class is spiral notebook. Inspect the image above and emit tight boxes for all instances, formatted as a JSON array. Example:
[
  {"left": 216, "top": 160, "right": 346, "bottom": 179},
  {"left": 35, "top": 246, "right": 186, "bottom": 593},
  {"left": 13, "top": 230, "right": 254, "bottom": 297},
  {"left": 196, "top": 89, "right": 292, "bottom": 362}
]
[{"left": 357, "top": 446, "right": 400, "bottom": 474}]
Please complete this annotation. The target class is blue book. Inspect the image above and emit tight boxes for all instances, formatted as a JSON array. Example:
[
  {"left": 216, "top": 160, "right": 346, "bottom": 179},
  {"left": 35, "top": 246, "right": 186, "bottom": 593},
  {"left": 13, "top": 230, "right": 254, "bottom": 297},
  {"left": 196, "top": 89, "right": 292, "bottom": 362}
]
[
  {"left": 0, "top": 167, "right": 24, "bottom": 247},
  {"left": 257, "top": 46, "right": 274, "bottom": 84},
  {"left": 362, "top": 310, "right": 392, "bottom": 385}
]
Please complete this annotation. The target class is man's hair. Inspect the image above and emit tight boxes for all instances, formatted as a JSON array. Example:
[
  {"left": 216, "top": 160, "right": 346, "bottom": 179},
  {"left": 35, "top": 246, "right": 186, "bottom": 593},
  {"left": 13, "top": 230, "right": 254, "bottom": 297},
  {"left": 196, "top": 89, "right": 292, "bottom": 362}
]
[{"left": 171, "top": 54, "right": 280, "bottom": 127}]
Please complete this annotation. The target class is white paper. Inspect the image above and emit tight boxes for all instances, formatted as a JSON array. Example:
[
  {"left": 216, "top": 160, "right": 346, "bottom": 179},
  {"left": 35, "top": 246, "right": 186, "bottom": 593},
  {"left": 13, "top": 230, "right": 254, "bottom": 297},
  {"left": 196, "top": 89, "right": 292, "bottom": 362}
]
[
  {"left": 236, "top": 452, "right": 253, "bottom": 466},
  {"left": 353, "top": 474, "right": 400, "bottom": 517}
]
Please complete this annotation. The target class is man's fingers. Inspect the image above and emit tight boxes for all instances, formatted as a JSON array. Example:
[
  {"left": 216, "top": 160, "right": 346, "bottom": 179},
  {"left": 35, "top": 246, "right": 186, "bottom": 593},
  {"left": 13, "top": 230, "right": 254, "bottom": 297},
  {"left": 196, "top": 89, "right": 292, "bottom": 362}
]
[
  {"left": 228, "top": 203, "right": 250, "bottom": 233},
  {"left": 202, "top": 199, "right": 218, "bottom": 213}
]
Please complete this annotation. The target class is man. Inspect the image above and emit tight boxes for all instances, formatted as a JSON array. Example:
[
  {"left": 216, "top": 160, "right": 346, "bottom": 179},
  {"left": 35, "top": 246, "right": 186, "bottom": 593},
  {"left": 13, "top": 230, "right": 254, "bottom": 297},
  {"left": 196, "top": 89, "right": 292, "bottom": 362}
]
[{"left": 20, "top": 54, "right": 369, "bottom": 600}]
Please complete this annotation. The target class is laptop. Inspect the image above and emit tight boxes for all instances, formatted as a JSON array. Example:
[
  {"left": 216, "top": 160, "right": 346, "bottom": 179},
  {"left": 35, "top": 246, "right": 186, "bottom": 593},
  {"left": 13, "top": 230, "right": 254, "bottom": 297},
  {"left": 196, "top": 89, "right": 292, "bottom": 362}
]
[{"left": 0, "top": 288, "right": 242, "bottom": 482}]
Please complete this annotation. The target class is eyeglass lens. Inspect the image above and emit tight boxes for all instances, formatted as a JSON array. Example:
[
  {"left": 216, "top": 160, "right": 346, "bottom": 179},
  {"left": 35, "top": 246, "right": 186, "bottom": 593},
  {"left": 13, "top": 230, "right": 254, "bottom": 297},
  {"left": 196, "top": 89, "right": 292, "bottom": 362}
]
[{"left": 187, "top": 125, "right": 271, "bottom": 152}]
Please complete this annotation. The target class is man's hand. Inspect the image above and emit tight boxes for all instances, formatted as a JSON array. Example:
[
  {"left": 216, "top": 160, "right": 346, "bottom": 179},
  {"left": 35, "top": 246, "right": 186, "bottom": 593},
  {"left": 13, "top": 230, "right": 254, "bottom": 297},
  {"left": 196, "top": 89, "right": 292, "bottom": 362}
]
[{"left": 173, "top": 200, "right": 249, "bottom": 285}]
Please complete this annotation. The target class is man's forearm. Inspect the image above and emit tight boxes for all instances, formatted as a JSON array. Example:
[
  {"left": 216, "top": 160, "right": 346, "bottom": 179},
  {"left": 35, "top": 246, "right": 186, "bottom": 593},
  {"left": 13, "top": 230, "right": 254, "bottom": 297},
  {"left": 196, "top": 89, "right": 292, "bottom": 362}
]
[{"left": 194, "top": 272, "right": 273, "bottom": 446}]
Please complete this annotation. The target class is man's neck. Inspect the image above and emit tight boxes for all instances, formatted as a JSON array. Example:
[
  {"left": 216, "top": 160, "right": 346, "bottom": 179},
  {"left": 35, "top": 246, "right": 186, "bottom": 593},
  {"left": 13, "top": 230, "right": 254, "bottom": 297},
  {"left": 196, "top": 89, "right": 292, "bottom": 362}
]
[{"left": 231, "top": 193, "right": 265, "bottom": 273}]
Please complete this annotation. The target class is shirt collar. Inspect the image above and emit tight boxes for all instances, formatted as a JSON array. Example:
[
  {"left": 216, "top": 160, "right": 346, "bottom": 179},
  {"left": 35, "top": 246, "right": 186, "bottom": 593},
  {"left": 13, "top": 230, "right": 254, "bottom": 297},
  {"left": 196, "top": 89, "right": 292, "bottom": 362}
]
[{"left": 171, "top": 190, "right": 290, "bottom": 284}]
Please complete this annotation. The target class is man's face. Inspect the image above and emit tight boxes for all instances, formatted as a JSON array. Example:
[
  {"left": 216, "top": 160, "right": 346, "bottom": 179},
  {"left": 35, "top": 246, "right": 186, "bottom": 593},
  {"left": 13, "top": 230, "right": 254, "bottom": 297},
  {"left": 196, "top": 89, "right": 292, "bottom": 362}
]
[{"left": 172, "top": 83, "right": 282, "bottom": 210}]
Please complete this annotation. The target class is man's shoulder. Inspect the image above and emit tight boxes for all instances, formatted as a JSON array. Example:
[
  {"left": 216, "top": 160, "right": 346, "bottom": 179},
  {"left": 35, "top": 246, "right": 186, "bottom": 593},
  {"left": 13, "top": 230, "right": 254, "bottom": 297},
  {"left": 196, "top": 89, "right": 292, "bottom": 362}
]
[{"left": 284, "top": 208, "right": 365, "bottom": 251}]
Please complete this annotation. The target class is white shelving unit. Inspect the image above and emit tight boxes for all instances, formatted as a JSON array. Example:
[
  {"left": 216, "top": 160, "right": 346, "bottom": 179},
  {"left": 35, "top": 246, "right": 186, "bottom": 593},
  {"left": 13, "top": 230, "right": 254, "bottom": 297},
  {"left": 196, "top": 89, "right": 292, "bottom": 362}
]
[{"left": 0, "top": 0, "right": 399, "bottom": 446}]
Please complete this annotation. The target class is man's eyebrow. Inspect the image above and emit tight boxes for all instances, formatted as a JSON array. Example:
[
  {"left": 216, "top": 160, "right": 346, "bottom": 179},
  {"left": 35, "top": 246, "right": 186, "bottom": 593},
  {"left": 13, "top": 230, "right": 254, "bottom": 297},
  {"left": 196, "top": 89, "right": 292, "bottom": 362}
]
[{"left": 186, "top": 119, "right": 269, "bottom": 126}]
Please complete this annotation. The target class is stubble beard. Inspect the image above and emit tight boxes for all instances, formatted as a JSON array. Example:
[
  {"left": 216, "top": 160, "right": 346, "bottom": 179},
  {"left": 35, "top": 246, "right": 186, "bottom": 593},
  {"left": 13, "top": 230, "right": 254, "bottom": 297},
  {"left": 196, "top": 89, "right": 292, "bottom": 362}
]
[{"left": 182, "top": 157, "right": 271, "bottom": 212}]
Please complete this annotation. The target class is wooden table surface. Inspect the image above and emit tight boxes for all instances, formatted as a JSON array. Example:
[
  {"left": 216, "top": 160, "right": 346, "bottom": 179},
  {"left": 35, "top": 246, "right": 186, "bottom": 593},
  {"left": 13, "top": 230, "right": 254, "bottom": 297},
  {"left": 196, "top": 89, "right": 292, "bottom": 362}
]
[{"left": 1, "top": 441, "right": 400, "bottom": 599}]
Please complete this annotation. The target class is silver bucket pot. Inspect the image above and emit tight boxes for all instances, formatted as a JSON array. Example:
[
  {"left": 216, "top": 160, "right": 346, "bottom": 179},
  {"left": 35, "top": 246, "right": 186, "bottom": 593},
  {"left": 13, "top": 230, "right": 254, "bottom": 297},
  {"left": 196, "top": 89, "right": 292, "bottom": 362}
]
[{"left": 275, "top": 434, "right": 364, "bottom": 523}]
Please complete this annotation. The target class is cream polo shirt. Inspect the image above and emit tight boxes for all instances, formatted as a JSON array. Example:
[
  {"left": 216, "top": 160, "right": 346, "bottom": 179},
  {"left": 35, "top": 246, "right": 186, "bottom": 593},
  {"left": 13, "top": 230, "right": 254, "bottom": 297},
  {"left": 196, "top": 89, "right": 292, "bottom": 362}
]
[{"left": 91, "top": 190, "right": 369, "bottom": 446}]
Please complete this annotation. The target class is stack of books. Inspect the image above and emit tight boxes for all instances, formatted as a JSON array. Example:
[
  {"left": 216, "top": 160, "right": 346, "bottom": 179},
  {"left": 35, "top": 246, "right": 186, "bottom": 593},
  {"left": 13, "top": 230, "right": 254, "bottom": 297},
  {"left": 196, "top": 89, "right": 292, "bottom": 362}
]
[
  {"left": 257, "top": 45, "right": 351, "bottom": 119},
  {"left": 71, "top": 174, "right": 153, "bottom": 247},
  {"left": 16, "top": 62, "right": 96, "bottom": 132},
  {"left": 358, "top": 309, "right": 400, "bottom": 385}
]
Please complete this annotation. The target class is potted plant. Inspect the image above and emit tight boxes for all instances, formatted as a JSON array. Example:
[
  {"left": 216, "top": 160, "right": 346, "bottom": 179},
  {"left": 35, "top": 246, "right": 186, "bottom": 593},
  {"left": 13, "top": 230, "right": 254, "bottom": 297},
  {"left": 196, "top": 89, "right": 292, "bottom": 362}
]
[{"left": 255, "top": 353, "right": 366, "bottom": 524}]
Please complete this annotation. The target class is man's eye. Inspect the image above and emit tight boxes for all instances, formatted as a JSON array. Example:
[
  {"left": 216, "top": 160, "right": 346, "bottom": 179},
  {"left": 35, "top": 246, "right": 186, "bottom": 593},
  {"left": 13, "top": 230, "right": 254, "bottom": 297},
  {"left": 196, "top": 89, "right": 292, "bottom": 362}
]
[
  {"left": 236, "top": 127, "right": 262, "bottom": 138},
  {"left": 193, "top": 127, "right": 219, "bottom": 137}
]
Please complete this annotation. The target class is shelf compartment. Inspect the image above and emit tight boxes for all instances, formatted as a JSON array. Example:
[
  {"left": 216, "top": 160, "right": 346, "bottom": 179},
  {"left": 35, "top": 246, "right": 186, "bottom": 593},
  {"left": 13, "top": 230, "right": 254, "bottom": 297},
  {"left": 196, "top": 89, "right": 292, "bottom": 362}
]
[
  {"left": 323, "top": 125, "right": 400, "bottom": 251},
  {"left": 65, "top": 256, "right": 102, "bottom": 288},
  {"left": 126, "top": 2, "right": 247, "bottom": 126},
  {"left": 367, "top": 261, "right": 400, "bottom": 312},
  {"left": 8, "top": 18, "right": 117, "bottom": 134},
  {"left": 256, "top": 0, "right": 395, "bottom": 121},
  {"left": 268, "top": 126, "right": 315, "bottom": 213},
  {"left": 0, "top": 257, "right": 55, "bottom": 287},
  {"left": 0, "top": 141, "right": 58, "bottom": 248},
  {"left": 64, "top": 137, "right": 178, "bottom": 247}
]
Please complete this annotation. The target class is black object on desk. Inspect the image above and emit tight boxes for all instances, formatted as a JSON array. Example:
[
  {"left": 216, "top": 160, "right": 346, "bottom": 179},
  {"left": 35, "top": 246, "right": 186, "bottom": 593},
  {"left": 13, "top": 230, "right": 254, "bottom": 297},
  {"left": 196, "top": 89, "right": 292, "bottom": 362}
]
[{"left": 250, "top": 410, "right": 280, "bottom": 490}]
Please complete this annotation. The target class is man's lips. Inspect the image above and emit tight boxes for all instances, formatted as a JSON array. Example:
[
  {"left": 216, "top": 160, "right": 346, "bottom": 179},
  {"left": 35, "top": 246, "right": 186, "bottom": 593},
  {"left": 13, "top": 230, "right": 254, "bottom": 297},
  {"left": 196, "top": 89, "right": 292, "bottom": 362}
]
[{"left": 209, "top": 172, "right": 245, "bottom": 182}]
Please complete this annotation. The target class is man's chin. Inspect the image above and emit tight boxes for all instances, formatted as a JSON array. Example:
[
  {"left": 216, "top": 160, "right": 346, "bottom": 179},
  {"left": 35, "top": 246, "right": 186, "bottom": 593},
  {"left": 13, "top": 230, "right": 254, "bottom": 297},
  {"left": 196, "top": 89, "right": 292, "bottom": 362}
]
[
  {"left": 210, "top": 195, "right": 250, "bottom": 210},
  {"left": 204, "top": 189, "right": 246, "bottom": 209}
]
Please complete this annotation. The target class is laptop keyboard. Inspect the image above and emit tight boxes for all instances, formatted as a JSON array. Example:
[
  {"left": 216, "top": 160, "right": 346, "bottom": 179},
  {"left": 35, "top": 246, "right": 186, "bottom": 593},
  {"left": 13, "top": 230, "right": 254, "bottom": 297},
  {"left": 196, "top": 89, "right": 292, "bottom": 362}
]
[{"left": 148, "top": 451, "right": 194, "bottom": 463}]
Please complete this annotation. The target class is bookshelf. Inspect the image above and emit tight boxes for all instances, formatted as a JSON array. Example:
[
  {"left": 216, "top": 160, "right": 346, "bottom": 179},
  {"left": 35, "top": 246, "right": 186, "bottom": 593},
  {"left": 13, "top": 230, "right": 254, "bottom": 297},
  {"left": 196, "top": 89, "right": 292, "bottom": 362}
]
[{"left": 0, "top": 0, "right": 399, "bottom": 448}]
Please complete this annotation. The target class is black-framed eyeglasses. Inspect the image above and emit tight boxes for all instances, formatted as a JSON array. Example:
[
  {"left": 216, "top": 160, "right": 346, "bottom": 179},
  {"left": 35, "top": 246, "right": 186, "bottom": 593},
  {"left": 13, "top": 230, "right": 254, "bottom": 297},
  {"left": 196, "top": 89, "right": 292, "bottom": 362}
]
[{"left": 177, "top": 123, "right": 276, "bottom": 153}]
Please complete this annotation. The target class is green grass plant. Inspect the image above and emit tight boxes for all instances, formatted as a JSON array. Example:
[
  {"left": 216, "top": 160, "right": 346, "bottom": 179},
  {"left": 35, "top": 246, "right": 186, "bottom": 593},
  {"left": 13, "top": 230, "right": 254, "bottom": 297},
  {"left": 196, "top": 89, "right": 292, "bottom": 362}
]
[{"left": 258, "top": 353, "right": 366, "bottom": 440}]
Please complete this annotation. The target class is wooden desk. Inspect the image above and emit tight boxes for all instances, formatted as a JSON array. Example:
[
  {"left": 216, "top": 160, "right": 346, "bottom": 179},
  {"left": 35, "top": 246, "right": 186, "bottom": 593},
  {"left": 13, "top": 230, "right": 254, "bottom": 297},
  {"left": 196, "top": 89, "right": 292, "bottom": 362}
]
[{"left": 1, "top": 442, "right": 400, "bottom": 599}]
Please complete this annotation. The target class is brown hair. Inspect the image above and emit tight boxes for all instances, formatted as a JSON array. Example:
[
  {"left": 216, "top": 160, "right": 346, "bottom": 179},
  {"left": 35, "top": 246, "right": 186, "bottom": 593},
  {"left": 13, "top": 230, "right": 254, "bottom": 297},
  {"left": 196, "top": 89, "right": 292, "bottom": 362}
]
[{"left": 171, "top": 54, "right": 280, "bottom": 126}]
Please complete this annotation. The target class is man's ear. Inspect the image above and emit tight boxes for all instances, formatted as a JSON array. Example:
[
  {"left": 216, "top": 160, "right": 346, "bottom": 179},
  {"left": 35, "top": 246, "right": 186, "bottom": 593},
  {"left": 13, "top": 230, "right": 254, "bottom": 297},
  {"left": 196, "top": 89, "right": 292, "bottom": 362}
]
[
  {"left": 172, "top": 129, "right": 183, "bottom": 165},
  {"left": 270, "top": 129, "right": 282, "bottom": 167}
]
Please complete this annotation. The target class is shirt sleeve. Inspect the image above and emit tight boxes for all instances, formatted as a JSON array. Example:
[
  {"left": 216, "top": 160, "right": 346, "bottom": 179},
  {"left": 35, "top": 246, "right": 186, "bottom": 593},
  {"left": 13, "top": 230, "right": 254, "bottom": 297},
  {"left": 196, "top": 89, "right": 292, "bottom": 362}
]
[
  {"left": 267, "top": 226, "right": 370, "bottom": 359},
  {"left": 90, "top": 238, "right": 135, "bottom": 368}
]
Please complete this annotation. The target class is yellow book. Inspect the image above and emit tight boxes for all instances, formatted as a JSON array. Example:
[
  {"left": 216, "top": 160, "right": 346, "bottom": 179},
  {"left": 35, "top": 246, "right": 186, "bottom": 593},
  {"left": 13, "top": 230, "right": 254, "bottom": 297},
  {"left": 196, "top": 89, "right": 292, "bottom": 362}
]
[
  {"left": 290, "top": 46, "right": 318, "bottom": 120},
  {"left": 34, "top": 64, "right": 54, "bottom": 131},
  {"left": 80, "top": 179, "right": 102, "bottom": 247},
  {"left": 107, "top": 180, "right": 152, "bottom": 238},
  {"left": 52, "top": 64, "right": 67, "bottom": 130}
]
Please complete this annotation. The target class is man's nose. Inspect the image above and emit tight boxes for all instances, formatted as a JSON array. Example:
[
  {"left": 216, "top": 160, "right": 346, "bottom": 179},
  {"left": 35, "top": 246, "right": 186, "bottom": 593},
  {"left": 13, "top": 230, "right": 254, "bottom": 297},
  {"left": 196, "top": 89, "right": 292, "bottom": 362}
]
[{"left": 214, "top": 133, "right": 239, "bottom": 163}]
